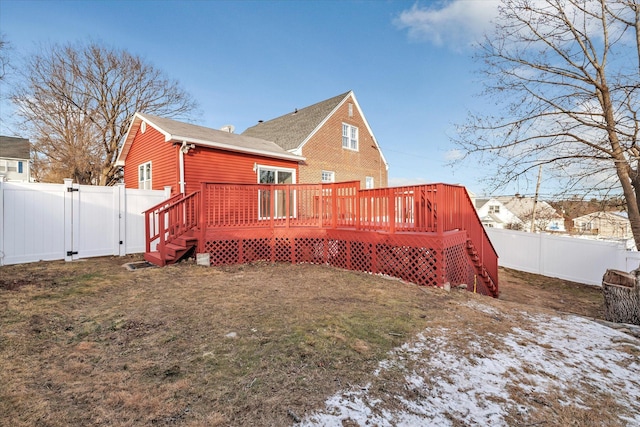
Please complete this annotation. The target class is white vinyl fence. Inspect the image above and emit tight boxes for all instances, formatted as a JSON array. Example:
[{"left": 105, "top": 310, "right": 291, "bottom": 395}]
[
  {"left": 487, "top": 228, "right": 640, "bottom": 286},
  {"left": 0, "top": 180, "right": 170, "bottom": 266}
]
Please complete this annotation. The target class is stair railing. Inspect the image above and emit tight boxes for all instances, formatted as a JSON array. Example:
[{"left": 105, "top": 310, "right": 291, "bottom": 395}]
[
  {"left": 143, "top": 192, "right": 200, "bottom": 254},
  {"left": 143, "top": 193, "right": 183, "bottom": 253}
]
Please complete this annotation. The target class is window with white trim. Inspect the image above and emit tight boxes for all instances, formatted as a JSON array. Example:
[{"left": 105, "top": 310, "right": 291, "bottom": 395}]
[
  {"left": 321, "top": 170, "right": 335, "bottom": 183},
  {"left": 488, "top": 205, "right": 500, "bottom": 214},
  {"left": 365, "top": 176, "right": 374, "bottom": 189},
  {"left": 138, "top": 161, "right": 152, "bottom": 190},
  {"left": 342, "top": 123, "right": 358, "bottom": 151}
]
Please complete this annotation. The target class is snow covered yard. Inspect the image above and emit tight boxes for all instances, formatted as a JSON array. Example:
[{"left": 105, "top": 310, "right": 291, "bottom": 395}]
[{"left": 301, "top": 300, "right": 640, "bottom": 426}]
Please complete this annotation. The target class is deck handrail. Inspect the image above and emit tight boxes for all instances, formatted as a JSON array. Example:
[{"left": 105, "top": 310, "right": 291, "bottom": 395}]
[
  {"left": 143, "top": 193, "right": 183, "bottom": 253},
  {"left": 143, "top": 191, "right": 200, "bottom": 253}
]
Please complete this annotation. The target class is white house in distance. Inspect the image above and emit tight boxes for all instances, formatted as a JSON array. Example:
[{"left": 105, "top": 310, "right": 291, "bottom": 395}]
[
  {"left": 573, "top": 211, "right": 632, "bottom": 239},
  {"left": 475, "top": 195, "right": 565, "bottom": 232},
  {"left": 0, "top": 136, "right": 31, "bottom": 182}
]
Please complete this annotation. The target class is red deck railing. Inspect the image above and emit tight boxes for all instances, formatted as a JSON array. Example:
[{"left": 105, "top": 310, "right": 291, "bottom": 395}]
[
  {"left": 144, "top": 181, "right": 498, "bottom": 295},
  {"left": 144, "top": 191, "right": 200, "bottom": 253}
]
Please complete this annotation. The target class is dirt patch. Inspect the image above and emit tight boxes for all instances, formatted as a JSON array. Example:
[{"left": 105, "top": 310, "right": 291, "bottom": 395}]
[
  {"left": 498, "top": 267, "right": 605, "bottom": 318},
  {"left": 0, "top": 256, "right": 618, "bottom": 426}
]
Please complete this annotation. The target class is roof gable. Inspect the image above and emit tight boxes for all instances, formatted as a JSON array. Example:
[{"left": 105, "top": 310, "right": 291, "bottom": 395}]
[
  {"left": 117, "top": 113, "right": 305, "bottom": 165},
  {"left": 494, "top": 196, "right": 562, "bottom": 220},
  {"left": 242, "top": 91, "right": 388, "bottom": 169},
  {"left": 0, "top": 136, "right": 30, "bottom": 160},
  {"left": 573, "top": 211, "right": 630, "bottom": 223},
  {"left": 242, "top": 92, "right": 350, "bottom": 151}
]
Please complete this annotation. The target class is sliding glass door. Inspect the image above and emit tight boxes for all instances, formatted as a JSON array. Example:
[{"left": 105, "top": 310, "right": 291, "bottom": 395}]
[{"left": 258, "top": 167, "right": 295, "bottom": 219}]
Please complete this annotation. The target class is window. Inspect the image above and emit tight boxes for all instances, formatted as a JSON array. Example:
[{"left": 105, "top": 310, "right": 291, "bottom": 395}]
[
  {"left": 257, "top": 166, "right": 296, "bottom": 218},
  {"left": 138, "top": 162, "right": 152, "bottom": 189},
  {"left": 365, "top": 176, "right": 374, "bottom": 189},
  {"left": 18, "top": 161, "right": 23, "bottom": 174},
  {"left": 342, "top": 123, "right": 358, "bottom": 151},
  {"left": 7, "top": 161, "right": 17, "bottom": 172},
  {"left": 321, "top": 170, "right": 335, "bottom": 183},
  {"left": 348, "top": 103, "right": 353, "bottom": 117},
  {"left": 488, "top": 205, "right": 500, "bottom": 214},
  {"left": 0, "top": 160, "right": 5, "bottom": 172}
]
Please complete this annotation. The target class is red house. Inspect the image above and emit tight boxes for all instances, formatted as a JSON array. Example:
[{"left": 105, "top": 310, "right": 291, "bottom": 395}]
[
  {"left": 117, "top": 112, "right": 305, "bottom": 194},
  {"left": 116, "top": 112, "right": 498, "bottom": 298}
]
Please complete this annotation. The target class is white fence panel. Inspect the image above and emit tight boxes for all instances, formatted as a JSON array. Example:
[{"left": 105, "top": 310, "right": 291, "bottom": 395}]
[
  {"left": 0, "top": 182, "right": 67, "bottom": 265},
  {"left": 487, "top": 228, "right": 632, "bottom": 286},
  {"left": 75, "top": 184, "right": 121, "bottom": 259},
  {"left": 1, "top": 181, "right": 169, "bottom": 266},
  {"left": 124, "top": 188, "right": 169, "bottom": 254}
]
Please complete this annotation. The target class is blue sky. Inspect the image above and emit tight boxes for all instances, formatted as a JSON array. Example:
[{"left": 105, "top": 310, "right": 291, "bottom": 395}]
[{"left": 0, "top": 0, "right": 503, "bottom": 195}]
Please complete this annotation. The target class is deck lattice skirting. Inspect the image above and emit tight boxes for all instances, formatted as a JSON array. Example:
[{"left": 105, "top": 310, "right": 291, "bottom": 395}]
[{"left": 144, "top": 181, "right": 499, "bottom": 297}]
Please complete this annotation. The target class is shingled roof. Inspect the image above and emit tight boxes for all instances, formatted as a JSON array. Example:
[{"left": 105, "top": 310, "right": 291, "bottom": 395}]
[
  {"left": 242, "top": 91, "right": 351, "bottom": 151},
  {"left": 117, "top": 113, "right": 305, "bottom": 165},
  {"left": 0, "top": 136, "right": 30, "bottom": 160}
]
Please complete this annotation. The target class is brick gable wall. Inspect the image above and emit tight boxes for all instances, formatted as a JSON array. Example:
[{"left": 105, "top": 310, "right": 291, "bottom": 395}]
[{"left": 299, "top": 95, "right": 388, "bottom": 187}]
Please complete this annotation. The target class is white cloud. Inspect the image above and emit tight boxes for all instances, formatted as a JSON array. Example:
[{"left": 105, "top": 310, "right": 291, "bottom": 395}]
[
  {"left": 394, "top": 0, "right": 500, "bottom": 49},
  {"left": 444, "top": 148, "right": 464, "bottom": 161}
]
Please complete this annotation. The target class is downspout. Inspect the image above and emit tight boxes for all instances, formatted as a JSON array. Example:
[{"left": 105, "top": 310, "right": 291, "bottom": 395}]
[{"left": 179, "top": 140, "right": 187, "bottom": 194}]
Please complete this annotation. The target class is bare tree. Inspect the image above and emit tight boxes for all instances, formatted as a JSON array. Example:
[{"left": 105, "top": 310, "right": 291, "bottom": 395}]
[
  {"left": 13, "top": 42, "right": 198, "bottom": 185},
  {"left": 455, "top": 0, "right": 640, "bottom": 247},
  {"left": 0, "top": 33, "right": 10, "bottom": 83}
]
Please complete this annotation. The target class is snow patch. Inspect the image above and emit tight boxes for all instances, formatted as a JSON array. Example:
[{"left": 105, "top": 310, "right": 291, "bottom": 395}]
[{"left": 301, "top": 305, "right": 640, "bottom": 426}]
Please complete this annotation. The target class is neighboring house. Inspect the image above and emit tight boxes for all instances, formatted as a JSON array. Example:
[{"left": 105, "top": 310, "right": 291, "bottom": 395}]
[
  {"left": 242, "top": 91, "right": 389, "bottom": 189},
  {"left": 572, "top": 211, "right": 632, "bottom": 239},
  {"left": 475, "top": 197, "right": 519, "bottom": 229},
  {"left": 496, "top": 196, "right": 565, "bottom": 232},
  {"left": 0, "top": 136, "right": 31, "bottom": 182},
  {"left": 475, "top": 195, "right": 565, "bottom": 232},
  {"left": 116, "top": 113, "right": 305, "bottom": 194}
]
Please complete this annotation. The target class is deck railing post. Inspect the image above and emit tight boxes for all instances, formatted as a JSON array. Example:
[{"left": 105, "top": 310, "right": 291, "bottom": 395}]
[
  {"left": 270, "top": 184, "right": 275, "bottom": 228},
  {"left": 145, "top": 209, "right": 151, "bottom": 253},
  {"left": 331, "top": 183, "right": 337, "bottom": 229},
  {"left": 355, "top": 181, "right": 361, "bottom": 230},
  {"left": 285, "top": 184, "right": 290, "bottom": 228},
  {"left": 388, "top": 189, "right": 396, "bottom": 234},
  {"left": 199, "top": 182, "right": 206, "bottom": 253},
  {"left": 435, "top": 185, "right": 443, "bottom": 235}
]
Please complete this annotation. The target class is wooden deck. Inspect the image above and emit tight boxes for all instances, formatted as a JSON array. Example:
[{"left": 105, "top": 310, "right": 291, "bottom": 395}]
[{"left": 144, "top": 181, "right": 499, "bottom": 297}]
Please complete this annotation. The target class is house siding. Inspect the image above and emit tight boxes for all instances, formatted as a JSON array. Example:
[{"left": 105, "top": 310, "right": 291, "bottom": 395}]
[
  {"left": 299, "top": 95, "right": 388, "bottom": 187},
  {"left": 123, "top": 126, "right": 178, "bottom": 192},
  {"left": 183, "top": 149, "right": 299, "bottom": 194}
]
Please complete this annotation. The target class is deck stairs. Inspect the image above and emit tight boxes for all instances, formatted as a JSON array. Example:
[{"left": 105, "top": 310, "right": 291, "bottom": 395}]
[
  {"left": 466, "top": 239, "right": 498, "bottom": 296},
  {"left": 144, "top": 231, "right": 198, "bottom": 267}
]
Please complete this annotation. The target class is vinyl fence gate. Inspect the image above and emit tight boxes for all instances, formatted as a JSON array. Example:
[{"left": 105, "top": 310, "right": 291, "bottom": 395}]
[{"left": 0, "top": 179, "right": 169, "bottom": 266}]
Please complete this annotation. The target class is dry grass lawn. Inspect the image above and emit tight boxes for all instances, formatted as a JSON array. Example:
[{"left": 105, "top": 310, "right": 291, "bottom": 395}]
[{"left": 0, "top": 256, "right": 622, "bottom": 426}]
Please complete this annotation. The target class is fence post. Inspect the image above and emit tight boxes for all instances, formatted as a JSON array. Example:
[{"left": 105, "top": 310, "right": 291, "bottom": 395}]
[
  {"left": 63, "top": 179, "right": 74, "bottom": 261},
  {"left": 118, "top": 184, "right": 126, "bottom": 256}
]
